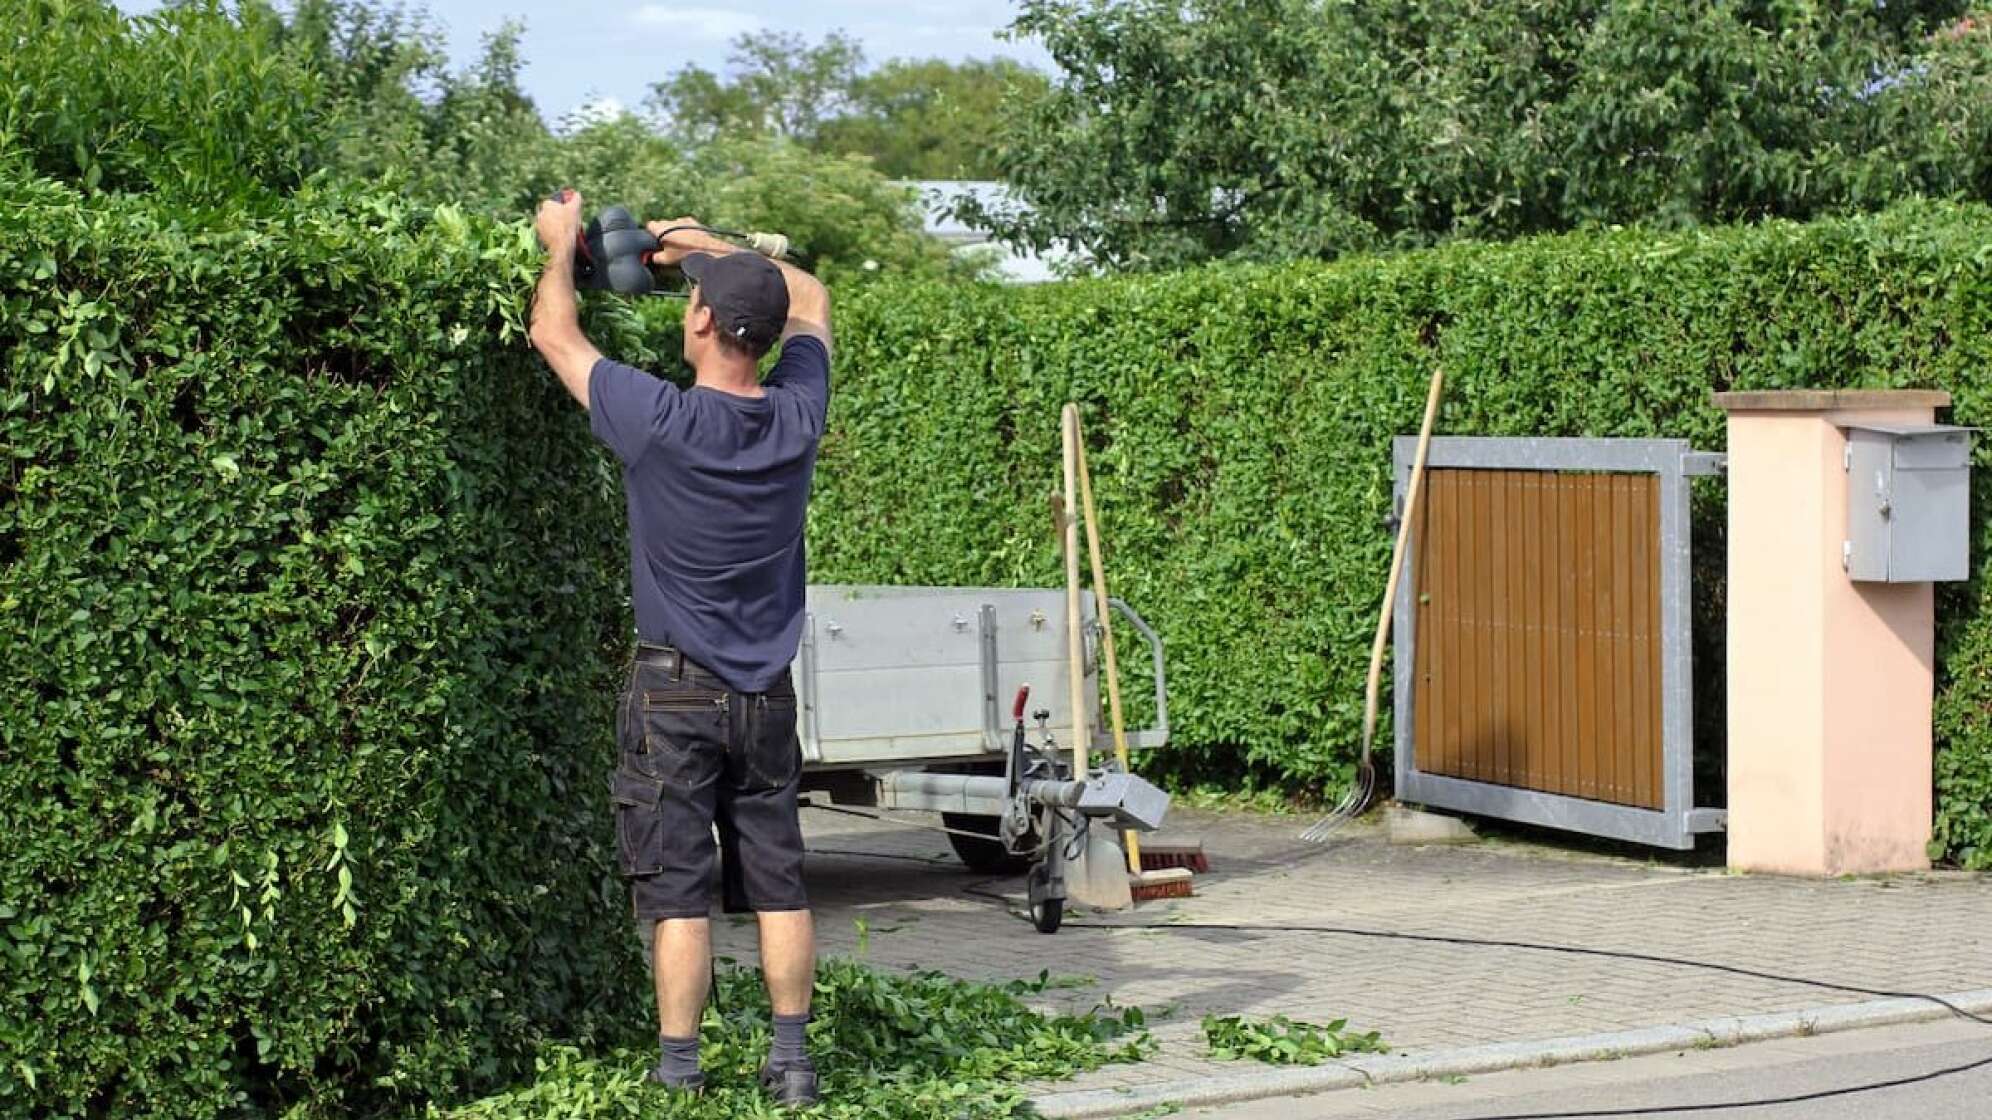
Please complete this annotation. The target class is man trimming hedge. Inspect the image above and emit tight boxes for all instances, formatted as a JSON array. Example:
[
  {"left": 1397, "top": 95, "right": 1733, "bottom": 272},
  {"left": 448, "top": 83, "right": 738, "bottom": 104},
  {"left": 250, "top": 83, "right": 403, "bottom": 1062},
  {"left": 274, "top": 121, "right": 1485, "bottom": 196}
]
[{"left": 527, "top": 190, "right": 832, "bottom": 1107}]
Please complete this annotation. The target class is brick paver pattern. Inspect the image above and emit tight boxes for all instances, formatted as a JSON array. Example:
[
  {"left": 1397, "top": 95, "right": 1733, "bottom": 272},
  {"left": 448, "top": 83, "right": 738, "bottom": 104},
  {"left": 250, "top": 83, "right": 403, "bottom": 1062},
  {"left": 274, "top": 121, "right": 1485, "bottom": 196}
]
[{"left": 703, "top": 805, "right": 1992, "bottom": 1097}]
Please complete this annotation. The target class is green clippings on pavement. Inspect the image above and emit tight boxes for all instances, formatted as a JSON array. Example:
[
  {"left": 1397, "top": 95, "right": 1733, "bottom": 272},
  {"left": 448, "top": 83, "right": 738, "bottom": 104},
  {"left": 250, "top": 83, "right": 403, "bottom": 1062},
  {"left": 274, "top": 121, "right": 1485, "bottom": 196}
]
[
  {"left": 1004, "top": 969, "right": 1098, "bottom": 993},
  {"left": 1202, "top": 1014, "right": 1389, "bottom": 1066},
  {"left": 432, "top": 959, "right": 1152, "bottom": 1119}
]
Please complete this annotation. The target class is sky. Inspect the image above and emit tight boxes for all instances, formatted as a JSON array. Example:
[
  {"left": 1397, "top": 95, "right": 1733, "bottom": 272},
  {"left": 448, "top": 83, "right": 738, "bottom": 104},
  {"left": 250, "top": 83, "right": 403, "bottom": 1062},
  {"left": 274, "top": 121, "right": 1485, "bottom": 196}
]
[{"left": 115, "top": 1, "right": 1054, "bottom": 124}]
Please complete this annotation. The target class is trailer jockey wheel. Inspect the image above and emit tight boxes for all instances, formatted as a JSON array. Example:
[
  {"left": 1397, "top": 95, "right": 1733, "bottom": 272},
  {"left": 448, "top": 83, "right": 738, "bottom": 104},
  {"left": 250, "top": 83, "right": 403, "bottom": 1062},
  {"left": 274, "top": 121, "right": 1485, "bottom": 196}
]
[{"left": 1027, "top": 862, "right": 1063, "bottom": 934}]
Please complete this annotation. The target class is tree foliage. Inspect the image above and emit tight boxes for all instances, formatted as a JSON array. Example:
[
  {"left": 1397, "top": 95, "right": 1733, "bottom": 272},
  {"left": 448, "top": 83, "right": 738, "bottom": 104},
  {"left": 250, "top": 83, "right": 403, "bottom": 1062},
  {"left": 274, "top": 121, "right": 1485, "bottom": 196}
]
[
  {"left": 650, "top": 30, "right": 870, "bottom": 148},
  {"left": 0, "top": 0, "right": 960, "bottom": 280},
  {"left": 969, "top": 0, "right": 1992, "bottom": 270},
  {"left": 649, "top": 31, "right": 1050, "bottom": 179},
  {"left": 0, "top": 0, "right": 327, "bottom": 205},
  {"left": 826, "top": 57, "right": 1052, "bottom": 181}
]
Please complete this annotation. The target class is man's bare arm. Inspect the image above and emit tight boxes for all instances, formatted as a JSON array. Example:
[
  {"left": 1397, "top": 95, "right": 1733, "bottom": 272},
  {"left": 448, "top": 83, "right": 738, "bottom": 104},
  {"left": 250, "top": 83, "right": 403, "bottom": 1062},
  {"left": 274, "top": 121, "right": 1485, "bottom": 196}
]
[
  {"left": 648, "top": 219, "right": 832, "bottom": 356},
  {"left": 771, "top": 259, "right": 831, "bottom": 355},
  {"left": 530, "top": 193, "right": 604, "bottom": 408}
]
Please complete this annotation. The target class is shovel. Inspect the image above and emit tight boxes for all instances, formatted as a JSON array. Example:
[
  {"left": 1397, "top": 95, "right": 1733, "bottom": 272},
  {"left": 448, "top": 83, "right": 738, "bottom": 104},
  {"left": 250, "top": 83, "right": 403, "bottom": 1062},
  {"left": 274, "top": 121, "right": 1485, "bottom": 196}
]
[{"left": 1057, "top": 403, "right": 1134, "bottom": 910}]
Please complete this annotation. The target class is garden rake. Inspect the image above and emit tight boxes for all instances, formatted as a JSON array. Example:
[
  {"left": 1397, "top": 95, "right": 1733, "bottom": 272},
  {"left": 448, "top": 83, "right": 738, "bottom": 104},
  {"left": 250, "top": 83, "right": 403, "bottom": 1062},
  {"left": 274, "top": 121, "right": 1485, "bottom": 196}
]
[{"left": 1301, "top": 364, "right": 1445, "bottom": 843}]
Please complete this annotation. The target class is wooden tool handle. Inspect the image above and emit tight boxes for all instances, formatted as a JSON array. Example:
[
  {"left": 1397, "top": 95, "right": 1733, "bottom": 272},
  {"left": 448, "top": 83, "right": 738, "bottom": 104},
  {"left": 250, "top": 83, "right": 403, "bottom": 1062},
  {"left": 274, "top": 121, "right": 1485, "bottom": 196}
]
[
  {"left": 1360, "top": 365, "right": 1446, "bottom": 760},
  {"left": 1072, "top": 411, "right": 1143, "bottom": 873},
  {"left": 1060, "top": 404, "right": 1089, "bottom": 777}
]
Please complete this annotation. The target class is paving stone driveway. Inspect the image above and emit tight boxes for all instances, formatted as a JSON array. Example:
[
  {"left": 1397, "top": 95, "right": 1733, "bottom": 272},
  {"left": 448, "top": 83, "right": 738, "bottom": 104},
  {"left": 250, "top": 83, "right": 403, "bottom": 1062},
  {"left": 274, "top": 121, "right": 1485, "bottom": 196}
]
[{"left": 708, "top": 804, "right": 1992, "bottom": 1097}]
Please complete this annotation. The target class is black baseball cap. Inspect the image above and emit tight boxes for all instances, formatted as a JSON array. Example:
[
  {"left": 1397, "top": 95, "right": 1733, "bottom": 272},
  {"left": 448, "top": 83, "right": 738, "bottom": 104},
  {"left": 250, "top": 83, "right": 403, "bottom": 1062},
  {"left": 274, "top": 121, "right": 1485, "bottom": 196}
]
[{"left": 681, "top": 251, "right": 789, "bottom": 350}]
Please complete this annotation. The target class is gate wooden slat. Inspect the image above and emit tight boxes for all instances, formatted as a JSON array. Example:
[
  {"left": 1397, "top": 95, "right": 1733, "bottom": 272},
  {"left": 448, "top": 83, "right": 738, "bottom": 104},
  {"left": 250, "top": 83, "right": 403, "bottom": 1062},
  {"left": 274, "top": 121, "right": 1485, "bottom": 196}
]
[
  {"left": 1520, "top": 471, "right": 1545, "bottom": 792},
  {"left": 1609, "top": 475, "right": 1633, "bottom": 804},
  {"left": 1539, "top": 471, "right": 1564, "bottom": 798},
  {"left": 1506, "top": 471, "right": 1528, "bottom": 789},
  {"left": 1488, "top": 471, "right": 1511, "bottom": 786},
  {"left": 1471, "top": 470, "right": 1494, "bottom": 783},
  {"left": 1558, "top": 474, "right": 1582, "bottom": 798},
  {"left": 1628, "top": 475, "right": 1656, "bottom": 808},
  {"left": 1643, "top": 480, "right": 1664, "bottom": 807},
  {"left": 1442, "top": 470, "right": 1458, "bottom": 777},
  {"left": 1572, "top": 476, "right": 1598, "bottom": 800}
]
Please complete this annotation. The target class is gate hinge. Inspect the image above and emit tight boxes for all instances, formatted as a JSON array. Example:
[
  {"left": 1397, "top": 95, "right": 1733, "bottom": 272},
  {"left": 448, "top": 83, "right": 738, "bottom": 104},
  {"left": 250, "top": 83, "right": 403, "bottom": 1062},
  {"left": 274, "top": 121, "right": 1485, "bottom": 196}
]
[{"left": 1682, "top": 451, "right": 1727, "bottom": 477}]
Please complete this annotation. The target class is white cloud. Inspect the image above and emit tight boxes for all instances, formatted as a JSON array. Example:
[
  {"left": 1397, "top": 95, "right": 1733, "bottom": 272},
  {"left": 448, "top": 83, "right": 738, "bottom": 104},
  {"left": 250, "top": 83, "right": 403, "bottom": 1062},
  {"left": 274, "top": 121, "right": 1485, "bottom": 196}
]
[{"left": 630, "top": 5, "right": 766, "bottom": 40}]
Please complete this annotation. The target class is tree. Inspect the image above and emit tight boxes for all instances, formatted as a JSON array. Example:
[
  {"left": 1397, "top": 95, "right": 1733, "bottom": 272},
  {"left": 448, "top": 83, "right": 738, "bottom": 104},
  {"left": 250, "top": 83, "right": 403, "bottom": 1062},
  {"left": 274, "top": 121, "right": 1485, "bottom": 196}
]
[
  {"left": 647, "top": 31, "right": 1049, "bottom": 179},
  {"left": 0, "top": 0, "right": 328, "bottom": 204},
  {"left": 966, "top": 0, "right": 1991, "bottom": 271},
  {"left": 647, "top": 30, "right": 868, "bottom": 146},
  {"left": 820, "top": 57, "right": 1050, "bottom": 179}
]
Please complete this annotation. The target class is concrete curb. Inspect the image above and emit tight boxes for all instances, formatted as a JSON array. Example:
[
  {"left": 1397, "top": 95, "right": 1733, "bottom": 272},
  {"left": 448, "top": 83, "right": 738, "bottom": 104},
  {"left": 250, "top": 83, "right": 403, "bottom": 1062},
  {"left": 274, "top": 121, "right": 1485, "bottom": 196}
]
[{"left": 1029, "top": 987, "right": 1992, "bottom": 1119}]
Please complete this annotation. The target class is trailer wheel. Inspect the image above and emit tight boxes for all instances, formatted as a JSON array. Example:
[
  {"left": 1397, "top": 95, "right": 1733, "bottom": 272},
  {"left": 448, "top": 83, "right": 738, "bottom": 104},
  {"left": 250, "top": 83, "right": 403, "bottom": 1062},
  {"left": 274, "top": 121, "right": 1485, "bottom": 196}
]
[
  {"left": 1030, "top": 895, "right": 1063, "bottom": 934},
  {"left": 942, "top": 813, "right": 1033, "bottom": 873}
]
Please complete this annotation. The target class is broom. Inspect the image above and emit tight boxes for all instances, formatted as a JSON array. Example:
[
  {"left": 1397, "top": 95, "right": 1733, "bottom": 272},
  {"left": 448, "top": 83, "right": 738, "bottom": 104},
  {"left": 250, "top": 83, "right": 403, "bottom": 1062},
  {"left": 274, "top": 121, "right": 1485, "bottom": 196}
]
[{"left": 1070, "top": 405, "right": 1196, "bottom": 899}]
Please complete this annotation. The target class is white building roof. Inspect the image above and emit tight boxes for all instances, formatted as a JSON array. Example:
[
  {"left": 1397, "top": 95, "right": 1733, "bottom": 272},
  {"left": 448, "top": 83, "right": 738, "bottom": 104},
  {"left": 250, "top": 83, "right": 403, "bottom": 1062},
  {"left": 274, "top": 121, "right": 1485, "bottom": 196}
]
[{"left": 902, "top": 179, "right": 1077, "bottom": 283}]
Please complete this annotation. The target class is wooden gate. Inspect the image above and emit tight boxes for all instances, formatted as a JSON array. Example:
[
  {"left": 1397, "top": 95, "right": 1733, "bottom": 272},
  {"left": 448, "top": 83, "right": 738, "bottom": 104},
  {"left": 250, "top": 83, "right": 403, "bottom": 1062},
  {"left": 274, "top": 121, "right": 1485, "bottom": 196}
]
[{"left": 1392, "top": 438, "right": 1726, "bottom": 849}]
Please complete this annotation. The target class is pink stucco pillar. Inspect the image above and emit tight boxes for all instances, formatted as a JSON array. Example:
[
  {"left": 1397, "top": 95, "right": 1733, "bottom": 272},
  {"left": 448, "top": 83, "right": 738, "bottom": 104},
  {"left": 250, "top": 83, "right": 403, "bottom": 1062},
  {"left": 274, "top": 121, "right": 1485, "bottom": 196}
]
[{"left": 1713, "top": 390, "right": 1946, "bottom": 876}]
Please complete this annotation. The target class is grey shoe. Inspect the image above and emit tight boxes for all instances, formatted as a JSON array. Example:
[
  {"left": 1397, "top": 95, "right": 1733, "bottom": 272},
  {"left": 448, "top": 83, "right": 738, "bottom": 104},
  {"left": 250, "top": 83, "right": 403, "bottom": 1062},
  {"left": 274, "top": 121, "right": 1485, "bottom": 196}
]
[
  {"left": 644, "top": 1066, "right": 705, "bottom": 1094},
  {"left": 759, "top": 1061, "right": 819, "bottom": 1108}
]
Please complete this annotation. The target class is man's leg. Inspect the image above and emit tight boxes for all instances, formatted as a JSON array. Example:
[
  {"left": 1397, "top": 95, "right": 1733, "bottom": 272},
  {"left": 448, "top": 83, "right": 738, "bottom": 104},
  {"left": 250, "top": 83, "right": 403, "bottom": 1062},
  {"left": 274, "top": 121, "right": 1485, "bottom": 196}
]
[
  {"left": 617, "top": 657, "right": 728, "bottom": 1091},
  {"left": 652, "top": 916, "right": 714, "bottom": 1036},
  {"left": 756, "top": 909, "right": 815, "bottom": 1016},
  {"left": 726, "top": 682, "right": 818, "bottom": 1106}
]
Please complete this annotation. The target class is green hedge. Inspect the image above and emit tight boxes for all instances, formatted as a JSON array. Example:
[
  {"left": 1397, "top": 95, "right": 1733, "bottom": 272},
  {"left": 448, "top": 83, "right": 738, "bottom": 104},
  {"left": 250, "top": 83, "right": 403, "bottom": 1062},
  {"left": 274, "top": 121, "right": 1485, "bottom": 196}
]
[
  {"left": 811, "top": 201, "right": 1992, "bottom": 868},
  {"left": 0, "top": 175, "right": 667, "bottom": 1117},
  {"left": 6, "top": 176, "right": 1992, "bottom": 1119}
]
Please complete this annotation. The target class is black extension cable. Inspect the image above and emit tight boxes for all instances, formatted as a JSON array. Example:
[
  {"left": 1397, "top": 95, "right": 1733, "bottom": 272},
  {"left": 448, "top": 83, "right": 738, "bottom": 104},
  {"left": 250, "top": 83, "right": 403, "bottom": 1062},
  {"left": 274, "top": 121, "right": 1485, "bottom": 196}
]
[{"left": 810, "top": 847, "right": 1992, "bottom": 1119}]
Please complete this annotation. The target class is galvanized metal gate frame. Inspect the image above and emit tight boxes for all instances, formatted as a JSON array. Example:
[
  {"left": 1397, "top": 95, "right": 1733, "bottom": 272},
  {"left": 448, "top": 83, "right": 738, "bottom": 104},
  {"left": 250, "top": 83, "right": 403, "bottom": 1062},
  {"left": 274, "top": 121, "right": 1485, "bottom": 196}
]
[{"left": 1391, "top": 436, "right": 1728, "bottom": 850}]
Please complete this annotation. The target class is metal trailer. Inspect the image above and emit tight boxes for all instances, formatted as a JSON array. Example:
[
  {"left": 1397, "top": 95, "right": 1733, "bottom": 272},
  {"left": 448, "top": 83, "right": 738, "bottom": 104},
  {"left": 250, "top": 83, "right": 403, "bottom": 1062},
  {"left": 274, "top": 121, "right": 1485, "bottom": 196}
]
[{"left": 789, "top": 585, "right": 1172, "bottom": 932}]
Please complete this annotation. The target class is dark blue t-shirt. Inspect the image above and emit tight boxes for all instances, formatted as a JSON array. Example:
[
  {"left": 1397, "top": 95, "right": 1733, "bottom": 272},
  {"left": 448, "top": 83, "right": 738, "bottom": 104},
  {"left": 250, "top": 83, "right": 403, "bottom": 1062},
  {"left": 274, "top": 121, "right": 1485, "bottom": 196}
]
[{"left": 588, "top": 335, "right": 829, "bottom": 693}]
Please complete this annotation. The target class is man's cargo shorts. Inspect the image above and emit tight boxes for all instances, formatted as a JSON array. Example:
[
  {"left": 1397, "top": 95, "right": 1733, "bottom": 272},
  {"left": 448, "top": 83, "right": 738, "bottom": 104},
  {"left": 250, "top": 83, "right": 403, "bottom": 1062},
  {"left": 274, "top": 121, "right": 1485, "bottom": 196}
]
[{"left": 611, "top": 642, "right": 809, "bottom": 921}]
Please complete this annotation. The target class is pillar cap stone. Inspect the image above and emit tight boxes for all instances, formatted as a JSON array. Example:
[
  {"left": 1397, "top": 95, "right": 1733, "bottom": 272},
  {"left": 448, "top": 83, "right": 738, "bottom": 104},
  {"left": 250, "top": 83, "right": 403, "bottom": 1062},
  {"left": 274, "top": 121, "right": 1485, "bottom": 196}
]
[{"left": 1712, "top": 389, "right": 1950, "bottom": 413}]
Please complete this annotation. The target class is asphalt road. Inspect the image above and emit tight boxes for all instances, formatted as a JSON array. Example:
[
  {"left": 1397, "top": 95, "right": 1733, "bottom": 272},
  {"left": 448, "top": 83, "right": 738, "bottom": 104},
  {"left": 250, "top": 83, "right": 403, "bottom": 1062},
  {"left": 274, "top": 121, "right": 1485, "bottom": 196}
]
[{"left": 1184, "top": 1018, "right": 1992, "bottom": 1120}]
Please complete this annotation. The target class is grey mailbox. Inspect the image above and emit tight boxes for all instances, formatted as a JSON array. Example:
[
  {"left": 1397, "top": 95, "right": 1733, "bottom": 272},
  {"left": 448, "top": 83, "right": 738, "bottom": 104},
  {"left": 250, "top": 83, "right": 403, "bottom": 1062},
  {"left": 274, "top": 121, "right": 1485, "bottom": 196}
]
[{"left": 1842, "top": 424, "right": 1973, "bottom": 583}]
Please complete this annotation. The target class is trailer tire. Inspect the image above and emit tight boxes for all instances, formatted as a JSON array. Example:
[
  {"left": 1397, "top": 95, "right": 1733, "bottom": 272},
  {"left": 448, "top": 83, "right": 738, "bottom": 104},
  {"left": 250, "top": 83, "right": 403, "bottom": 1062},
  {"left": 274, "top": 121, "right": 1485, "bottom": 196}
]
[
  {"left": 1030, "top": 895, "right": 1063, "bottom": 934},
  {"left": 942, "top": 813, "right": 1033, "bottom": 873}
]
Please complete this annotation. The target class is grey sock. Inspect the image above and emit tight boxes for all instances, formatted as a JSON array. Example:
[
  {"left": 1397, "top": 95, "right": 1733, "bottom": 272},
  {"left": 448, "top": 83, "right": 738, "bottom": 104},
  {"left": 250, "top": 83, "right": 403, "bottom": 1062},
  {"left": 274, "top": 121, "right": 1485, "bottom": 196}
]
[
  {"left": 770, "top": 1011, "right": 812, "bottom": 1069},
  {"left": 656, "top": 1034, "right": 701, "bottom": 1083}
]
